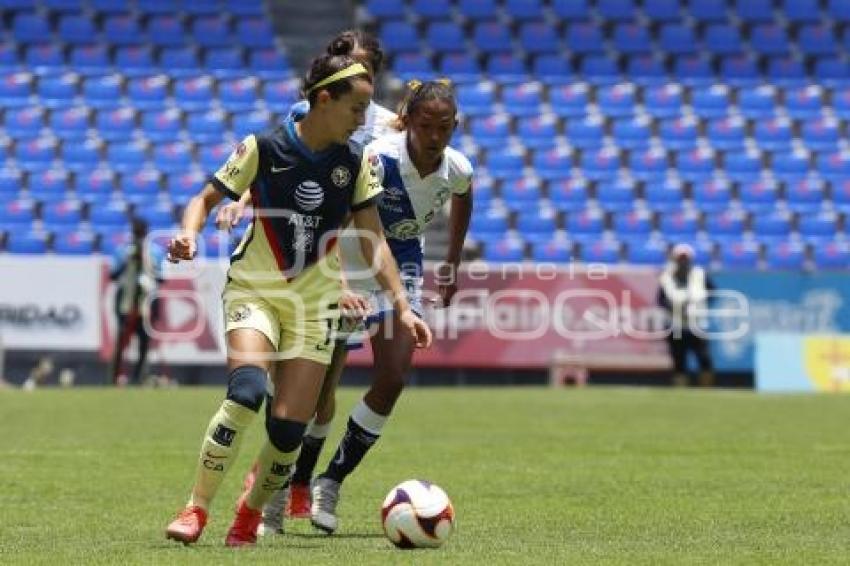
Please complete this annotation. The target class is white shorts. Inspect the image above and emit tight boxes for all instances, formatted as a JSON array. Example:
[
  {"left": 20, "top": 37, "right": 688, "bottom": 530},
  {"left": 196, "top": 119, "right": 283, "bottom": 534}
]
[{"left": 341, "top": 275, "right": 423, "bottom": 349}]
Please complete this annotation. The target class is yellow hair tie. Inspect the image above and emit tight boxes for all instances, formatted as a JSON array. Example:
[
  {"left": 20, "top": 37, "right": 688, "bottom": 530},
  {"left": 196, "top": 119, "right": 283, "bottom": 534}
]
[
  {"left": 407, "top": 79, "right": 423, "bottom": 91},
  {"left": 307, "top": 63, "right": 369, "bottom": 94}
]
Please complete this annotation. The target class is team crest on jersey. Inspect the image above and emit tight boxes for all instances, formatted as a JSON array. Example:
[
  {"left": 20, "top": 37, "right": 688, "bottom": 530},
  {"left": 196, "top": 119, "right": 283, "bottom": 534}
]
[
  {"left": 228, "top": 304, "right": 251, "bottom": 323},
  {"left": 331, "top": 166, "right": 351, "bottom": 188}
]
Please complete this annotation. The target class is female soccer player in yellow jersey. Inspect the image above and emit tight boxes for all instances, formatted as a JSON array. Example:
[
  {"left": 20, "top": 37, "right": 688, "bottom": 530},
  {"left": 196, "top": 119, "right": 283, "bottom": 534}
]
[{"left": 163, "top": 53, "right": 432, "bottom": 548}]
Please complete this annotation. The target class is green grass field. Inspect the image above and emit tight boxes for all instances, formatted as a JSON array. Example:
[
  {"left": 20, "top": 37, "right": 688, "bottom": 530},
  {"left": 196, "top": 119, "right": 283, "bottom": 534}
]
[{"left": 1, "top": 386, "right": 849, "bottom": 565}]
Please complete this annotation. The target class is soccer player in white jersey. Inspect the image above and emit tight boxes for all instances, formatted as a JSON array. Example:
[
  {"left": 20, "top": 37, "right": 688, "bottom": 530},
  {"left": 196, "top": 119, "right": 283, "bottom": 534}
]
[{"left": 163, "top": 53, "right": 431, "bottom": 548}]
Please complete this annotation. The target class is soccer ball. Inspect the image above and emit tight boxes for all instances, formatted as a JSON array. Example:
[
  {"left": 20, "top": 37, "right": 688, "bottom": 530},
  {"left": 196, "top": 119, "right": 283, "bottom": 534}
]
[{"left": 381, "top": 480, "right": 455, "bottom": 549}]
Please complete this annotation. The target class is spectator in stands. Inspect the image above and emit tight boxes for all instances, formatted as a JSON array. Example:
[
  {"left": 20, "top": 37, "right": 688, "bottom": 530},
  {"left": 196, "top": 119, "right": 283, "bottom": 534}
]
[
  {"left": 657, "top": 243, "right": 716, "bottom": 387},
  {"left": 108, "top": 217, "right": 164, "bottom": 385}
]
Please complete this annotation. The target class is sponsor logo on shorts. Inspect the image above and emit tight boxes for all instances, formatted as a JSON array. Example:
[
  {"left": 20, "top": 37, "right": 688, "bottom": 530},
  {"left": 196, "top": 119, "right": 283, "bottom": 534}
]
[
  {"left": 228, "top": 304, "right": 251, "bottom": 323},
  {"left": 212, "top": 425, "right": 236, "bottom": 447}
]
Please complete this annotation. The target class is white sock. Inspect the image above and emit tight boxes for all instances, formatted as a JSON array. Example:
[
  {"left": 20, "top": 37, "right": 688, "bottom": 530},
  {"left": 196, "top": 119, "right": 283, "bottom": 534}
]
[
  {"left": 306, "top": 420, "right": 331, "bottom": 439},
  {"left": 351, "top": 398, "right": 388, "bottom": 436}
]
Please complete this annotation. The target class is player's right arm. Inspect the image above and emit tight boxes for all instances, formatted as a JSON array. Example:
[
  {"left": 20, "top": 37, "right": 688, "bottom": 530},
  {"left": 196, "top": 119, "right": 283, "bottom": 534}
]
[{"left": 169, "top": 135, "right": 259, "bottom": 262}]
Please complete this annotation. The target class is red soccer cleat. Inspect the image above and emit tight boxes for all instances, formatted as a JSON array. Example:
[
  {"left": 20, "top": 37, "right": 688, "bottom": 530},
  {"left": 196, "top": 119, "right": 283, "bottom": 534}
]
[
  {"left": 225, "top": 498, "right": 263, "bottom": 547},
  {"left": 286, "top": 482, "right": 311, "bottom": 518},
  {"left": 165, "top": 506, "right": 208, "bottom": 545}
]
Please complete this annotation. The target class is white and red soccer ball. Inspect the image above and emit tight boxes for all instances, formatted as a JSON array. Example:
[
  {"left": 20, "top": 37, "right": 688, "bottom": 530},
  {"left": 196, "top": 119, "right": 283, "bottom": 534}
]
[{"left": 381, "top": 480, "right": 455, "bottom": 549}]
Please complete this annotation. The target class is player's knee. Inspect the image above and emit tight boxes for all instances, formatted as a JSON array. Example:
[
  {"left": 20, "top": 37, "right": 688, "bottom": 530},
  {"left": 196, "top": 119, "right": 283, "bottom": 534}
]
[
  {"left": 225, "top": 365, "right": 267, "bottom": 412},
  {"left": 265, "top": 417, "right": 306, "bottom": 453}
]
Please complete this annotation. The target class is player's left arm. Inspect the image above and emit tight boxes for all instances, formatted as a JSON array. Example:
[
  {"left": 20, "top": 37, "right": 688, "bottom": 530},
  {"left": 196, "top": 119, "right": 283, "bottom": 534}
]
[{"left": 439, "top": 188, "right": 473, "bottom": 307}]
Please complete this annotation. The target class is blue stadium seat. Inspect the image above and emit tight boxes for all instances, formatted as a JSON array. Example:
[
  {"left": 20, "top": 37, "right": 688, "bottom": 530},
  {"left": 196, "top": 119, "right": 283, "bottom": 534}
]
[
  {"left": 612, "top": 117, "right": 652, "bottom": 151},
  {"left": 457, "top": 83, "right": 496, "bottom": 117},
  {"left": 114, "top": 46, "right": 155, "bottom": 77},
  {"left": 135, "top": 202, "right": 175, "bottom": 229},
  {"left": 43, "top": 200, "right": 83, "bottom": 230},
  {"left": 580, "top": 55, "right": 622, "bottom": 85},
  {"left": 205, "top": 47, "right": 245, "bottom": 79},
  {"left": 645, "top": 177, "right": 684, "bottom": 212},
  {"left": 486, "top": 54, "right": 529, "bottom": 83},
  {"left": 772, "top": 151, "right": 810, "bottom": 184},
  {"left": 486, "top": 149, "right": 526, "bottom": 182},
  {"left": 659, "top": 24, "right": 698, "bottom": 55},
  {"left": 578, "top": 238, "right": 621, "bottom": 263},
  {"left": 752, "top": 211, "right": 792, "bottom": 244},
  {"left": 769, "top": 58, "right": 808, "bottom": 88},
  {"left": 597, "top": 0, "right": 637, "bottom": 21},
  {"left": 198, "top": 142, "right": 231, "bottom": 173},
  {"left": 516, "top": 207, "right": 557, "bottom": 245},
  {"left": 439, "top": 54, "right": 481, "bottom": 83},
  {"left": 505, "top": 0, "right": 545, "bottom": 20},
  {"left": 597, "top": 179, "right": 637, "bottom": 213},
  {"left": 15, "top": 137, "right": 57, "bottom": 171},
  {"left": 827, "top": 0, "right": 850, "bottom": 22},
  {"left": 249, "top": 49, "right": 292, "bottom": 80},
  {"left": 54, "top": 230, "right": 96, "bottom": 255},
  {"left": 677, "top": 149, "right": 716, "bottom": 183},
  {"left": 735, "top": 0, "right": 775, "bottom": 23},
  {"left": 597, "top": 83, "right": 636, "bottom": 118},
  {"left": 832, "top": 179, "right": 850, "bottom": 213},
  {"left": 235, "top": 18, "right": 276, "bottom": 49},
  {"left": 12, "top": 13, "right": 51, "bottom": 43},
  {"left": 28, "top": 169, "right": 69, "bottom": 203},
  {"left": 785, "top": 177, "right": 825, "bottom": 214},
  {"left": 168, "top": 169, "right": 206, "bottom": 206},
  {"left": 146, "top": 15, "right": 185, "bottom": 47},
  {"left": 532, "top": 238, "right": 572, "bottom": 262},
  {"left": 551, "top": 0, "right": 590, "bottom": 20},
  {"left": 516, "top": 115, "right": 559, "bottom": 150},
  {"left": 644, "top": 84, "right": 684, "bottom": 119},
  {"left": 0, "top": 198, "right": 36, "bottom": 226},
  {"left": 690, "top": 0, "right": 729, "bottom": 22},
  {"left": 691, "top": 85, "right": 730, "bottom": 120},
  {"left": 95, "top": 108, "right": 136, "bottom": 141},
  {"left": 140, "top": 109, "right": 182, "bottom": 143},
  {"left": 625, "top": 55, "right": 668, "bottom": 85},
  {"left": 832, "top": 87, "right": 850, "bottom": 120},
  {"left": 0, "top": 42, "right": 19, "bottom": 72},
  {"left": 549, "top": 84, "right": 589, "bottom": 118},
  {"left": 627, "top": 239, "right": 668, "bottom": 265},
  {"left": 784, "top": 0, "right": 822, "bottom": 23},
  {"left": 659, "top": 209, "right": 700, "bottom": 240},
  {"left": 566, "top": 23, "right": 605, "bottom": 54},
  {"left": 502, "top": 83, "right": 543, "bottom": 118},
  {"left": 469, "top": 115, "right": 511, "bottom": 149},
  {"left": 785, "top": 86, "right": 824, "bottom": 120},
  {"left": 411, "top": 0, "right": 452, "bottom": 20},
  {"left": 458, "top": 0, "right": 499, "bottom": 21},
  {"left": 108, "top": 141, "right": 148, "bottom": 175},
  {"left": 90, "top": 201, "right": 129, "bottom": 230},
  {"left": 192, "top": 16, "right": 233, "bottom": 48},
  {"left": 24, "top": 43, "right": 64, "bottom": 73},
  {"left": 581, "top": 148, "right": 621, "bottom": 182},
  {"left": 57, "top": 14, "right": 95, "bottom": 45},
  {"left": 470, "top": 207, "right": 509, "bottom": 237},
  {"left": 80, "top": 74, "right": 122, "bottom": 110},
  {"left": 126, "top": 75, "right": 169, "bottom": 110},
  {"left": 483, "top": 237, "right": 525, "bottom": 262},
  {"left": 658, "top": 117, "right": 698, "bottom": 152},
  {"left": 673, "top": 55, "right": 713, "bottom": 87},
  {"left": 750, "top": 24, "right": 789, "bottom": 56},
  {"left": 798, "top": 24, "right": 837, "bottom": 56},
  {"left": 232, "top": 110, "right": 272, "bottom": 139},
  {"left": 37, "top": 73, "right": 78, "bottom": 108},
  {"left": 123, "top": 170, "right": 162, "bottom": 206},
  {"left": 719, "top": 240, "right": 760, "bottom": 269},
  {"left": 817, "top": 152, "right": 850, "bottom": 183},
  {"left": 612, "top": 209, "right": 653, "bottom": 239},
  {"left": 800, "top": 118, "right": 841, "bottom": 153},
  {"left": 90, "top": 0, "right": 129, "bottom": 13},
  {"left": 814, "top": 58, "right": 850, "bottom": 88},
  {"left": 720, "top": 56, "right": 760, "bottom": 87},
  {"left": 50, "top": 105, "right": 90, "bottom": 140},
  {"left": 5, "top": 107, "right": 46, "bottom": 138},
  {"left": 612, "top": 24, "right": 652, "bottom": 54},
  {"left": 812, "top": 242, "right": 850, "bottom": 269},
  {"left": 548, "top": 177, "right": 588, "bottom": 213},
  {"left": 218, "top": 77, "right": 259, "bottom": 112},
  {"left": 737, "top": 85, "right": 777, "bottom": 120},
  {"left": 263, "top": 79, "right": 299, "bottom": 107},
  {"left": 42, "top": 0, "right": 81, "bottom": 12},
  {"left": 706, "top": 117, "right": 746, "bottom": 152},
  {"left": 566, "top": 208, "right": 605, "bottom": 242},
  {"left": 173, "top": 76, "right": 214, "bottom": 111},
  {"left": 519, "top": 21, "right": 560, "bottom": 54},
  {"left": 752, "top": 118, "right": 793, "bottom": 153},
  {"left": 565, "top": 116, "right": 605, "bottom": 150},
  {"left": 427, "top": 22, "right": 466, "bottom": 53},
  {"left": 380, "top": 22, "right": 419, "bottom": 53},
  {"left": 629, "top": 148, "right": 669, "bottom": 182},
  {"left": 160, "top": 47, "right": 201, "bottom": 78},
  {"left": 0, "top": 167, "right": 23, "bottom": 197},
  {"left": 725, "top": 152, "right": 763, "bottom": 184},
  {"left": 798, "top": 212, "right": 839, "bottom": 244},
  {"left": 153, "top": 141, "right": 192, "bottom": 175},
  {"left": 98, "top": 227, "right": 131, "bottom": 256},
  {"left": 186, "top": 110, "right": 227, "bottom": 144},
  {"left": 364, "top": 0, "right": 406, "bottom": 18},
  {"left": 643, "top": 0, "right": 680, "bottom": 21},
  {"left": 393, "top": 54, "right": 432, "bottom": 81},
  {"left": 75, "top": 168, "right": 115, "bottom": 203},
  {"left": 703, "top": 24, "right": 744, "bottom": 56},
  {"left": 62, "top": 139, "right": 101, "bottom": 173},
  {"left": 103, "top": 14, "right": 143, "bottom": 46},
  {"left": 6, "top": 231, "right": 48, "bottom": 254},
  {"left": 739, "top": 179, "right": 780, "bottom": 214},
  {"left": 764, "top": 240, "right": 806, "bottom": 270}
]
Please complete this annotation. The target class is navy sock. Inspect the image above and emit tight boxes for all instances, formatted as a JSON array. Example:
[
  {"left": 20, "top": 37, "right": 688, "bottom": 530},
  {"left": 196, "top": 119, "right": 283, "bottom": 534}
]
[
  {"left": 322, "top": 418, "right": 379, "bottom": 484},
  {"left": 291, "top": 434, "right": 326, "bottom": 485}
]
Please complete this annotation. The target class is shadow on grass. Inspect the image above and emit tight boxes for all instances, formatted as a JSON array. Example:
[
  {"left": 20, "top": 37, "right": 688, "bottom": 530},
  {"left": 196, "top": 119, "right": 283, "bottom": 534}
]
[{"left": 288, "top": 532, "right": 385, "bottom": 540}]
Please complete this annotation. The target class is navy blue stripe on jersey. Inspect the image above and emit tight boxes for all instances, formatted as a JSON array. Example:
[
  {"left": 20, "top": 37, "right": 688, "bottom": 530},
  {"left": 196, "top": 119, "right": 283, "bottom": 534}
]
[
  {"left": 210, "top": 175, "right": 240, "bottom": 201},
  {"left": 378, "top": 156, "right": 423, "bottom": 276}
]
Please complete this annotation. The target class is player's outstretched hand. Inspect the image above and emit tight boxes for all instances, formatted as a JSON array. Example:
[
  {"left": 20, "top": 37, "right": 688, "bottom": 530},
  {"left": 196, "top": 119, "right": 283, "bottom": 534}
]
[
  {"left": 215, "top": 202, "right": 245, "bottom": 231},
  {"left": 339, "top": 290, "right": 371, "bottom": 320},
  {"left": 167, "top": 233, "right": 197, "bottom": 263},
  {"left": 400, "top": 308, "right": 432, "bottom": 349}
]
